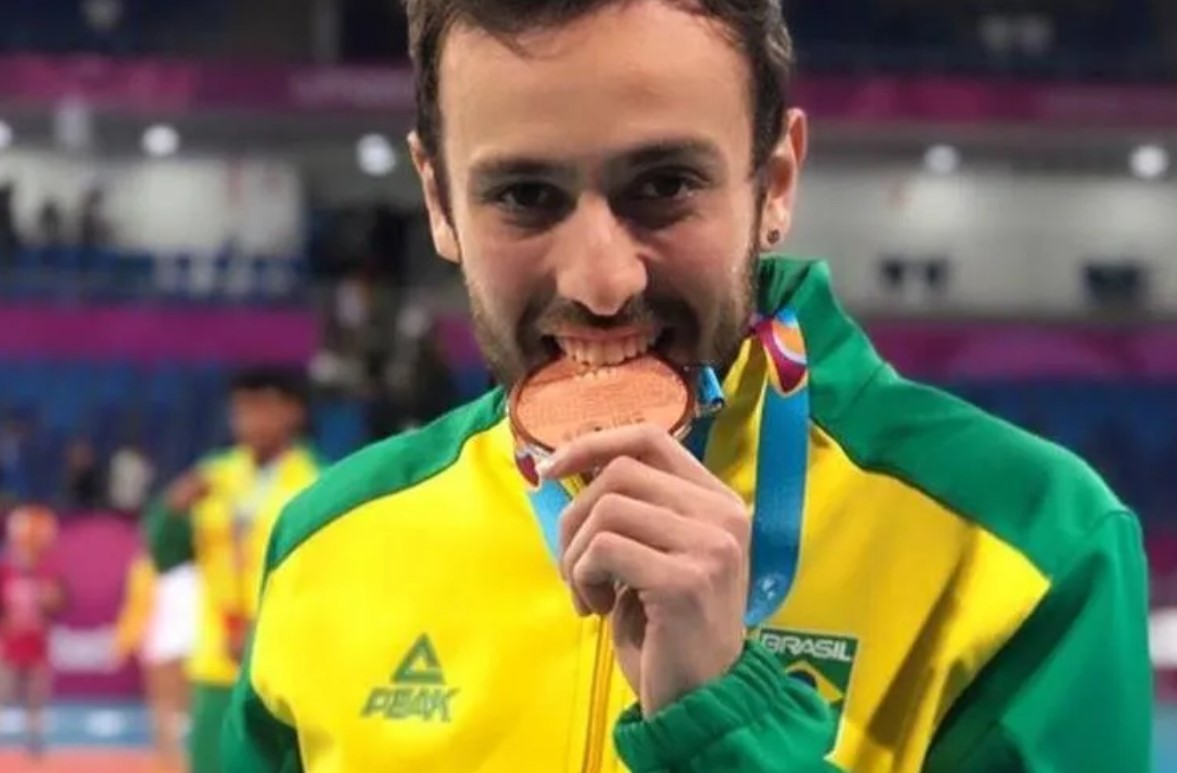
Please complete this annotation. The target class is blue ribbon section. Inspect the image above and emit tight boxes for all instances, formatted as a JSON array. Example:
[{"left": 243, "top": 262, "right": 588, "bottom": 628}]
[
  {"left": 527, "top": 478, "right": 574, "bottom": 562},
  {"left": 744, "top": 354, "right": 808, "bottom": 627}
]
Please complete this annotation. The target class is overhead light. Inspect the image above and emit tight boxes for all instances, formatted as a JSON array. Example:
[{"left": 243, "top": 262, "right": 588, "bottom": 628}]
[
  {"left": 1130, "top": 144, "right": 1169, "bottom": 180},
  {"left": 357, "top": 134, "right": 397, "bottom": 176},
  {"left": 924, "top": 144, "right": 961, "bottom": 175},
  {"left": 0, "top": 121, "right": 12, "bottom": 150},
  {"left": 142, "top": 124, "right": 180, "bottom": 158}
]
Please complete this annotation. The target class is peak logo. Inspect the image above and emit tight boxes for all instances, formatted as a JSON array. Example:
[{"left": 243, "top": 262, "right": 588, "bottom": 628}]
[{"left": 359, "top": 634, "right": 459, "bottom": 722}]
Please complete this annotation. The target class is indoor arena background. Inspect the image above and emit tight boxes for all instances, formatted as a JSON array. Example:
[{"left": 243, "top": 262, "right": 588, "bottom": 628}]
[{"left": 0, "top": 1, "right": 1174, "bottom": 771}]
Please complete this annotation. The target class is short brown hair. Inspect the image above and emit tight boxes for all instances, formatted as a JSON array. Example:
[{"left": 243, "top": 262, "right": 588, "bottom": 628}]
[{"left": 404, "top": 0, "right": 794, "bottom": 172}]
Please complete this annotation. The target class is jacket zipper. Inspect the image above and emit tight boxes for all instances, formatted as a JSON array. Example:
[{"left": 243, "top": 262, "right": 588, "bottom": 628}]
[{"left": 581, "top": 620, "right": 614, "bottom": 773}]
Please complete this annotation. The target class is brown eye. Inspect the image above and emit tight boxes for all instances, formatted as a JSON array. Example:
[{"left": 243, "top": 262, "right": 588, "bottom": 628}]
[
  {"left": 498, "top": 183, "right": 563, "bottom": 211},
  {"left": 616, "top": 169, "right": 706, "bottom": 230},
  {"left": 633, "top": 173, "right": 695, "bottom": 201}
]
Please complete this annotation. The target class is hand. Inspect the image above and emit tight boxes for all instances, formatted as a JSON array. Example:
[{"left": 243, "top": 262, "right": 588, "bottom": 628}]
[
  {"left": 165, "top": 471, "right": 210, "bottom": 512},
  {"left": 543, "top": 423, "right": 751, "bottom": 717}
]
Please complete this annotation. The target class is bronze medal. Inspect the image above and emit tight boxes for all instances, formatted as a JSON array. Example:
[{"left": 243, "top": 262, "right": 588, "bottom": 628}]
[{"left": 509, "top": 354, "right": 695, "bottom": 457}]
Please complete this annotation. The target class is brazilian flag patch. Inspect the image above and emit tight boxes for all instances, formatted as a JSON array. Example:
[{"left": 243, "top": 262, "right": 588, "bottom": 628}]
[{"left": 756, "top": 628, "right": 859, "bottom": 729}]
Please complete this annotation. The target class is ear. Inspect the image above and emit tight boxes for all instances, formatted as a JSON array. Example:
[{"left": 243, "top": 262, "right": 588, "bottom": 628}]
[
  {"left": 409, "top": 130, "right": 461, "bottom": 263},
  {"left": 758, "top": 108, "right": 808, "bottom": 251}
]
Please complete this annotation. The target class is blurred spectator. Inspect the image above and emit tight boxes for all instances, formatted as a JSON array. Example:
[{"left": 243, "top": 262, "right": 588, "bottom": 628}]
[
  {"left": 308, "top": 320, "right": 366, "bottom": 396},
  {"left": 107, "top": 443, "right": 155, "bottom": 516},
  {"left": 79, "top": 187, "right": 112, "bottom": 250},
  {"left": 0, "top": 181, "right": 22, "bottom": 269},
  {"left": 376, "top": 305, "right": 458, "bottom": 434},
  {"left": 37, "top": 200, "right": 66, "bottom": 250},
  {"left": 63, "top": 438, "right": 104, "bottom": 511},
  {"left": 0, "top": 415, "right": 33, "bottom": 506},
  {"left": 335, "top": 271, "right": 373, "bottom": 336}
]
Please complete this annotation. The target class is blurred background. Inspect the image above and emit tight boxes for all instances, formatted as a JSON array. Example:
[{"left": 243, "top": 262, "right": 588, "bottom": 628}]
[{"left": 0, "top": 0, "right": 1173, "bottom": 770}]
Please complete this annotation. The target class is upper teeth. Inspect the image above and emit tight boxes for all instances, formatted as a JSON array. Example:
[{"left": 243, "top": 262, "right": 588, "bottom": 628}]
[{"left": 556, "top": 332, "right": 658, "bottom": 366}]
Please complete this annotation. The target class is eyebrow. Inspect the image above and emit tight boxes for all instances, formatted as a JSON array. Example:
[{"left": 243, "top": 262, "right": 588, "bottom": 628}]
[
  {"left": 617, "top": 139, "right": 724, "bottom": 172},
  {"left": 467, "top": 137, "right": 725, "bottom": 191}
]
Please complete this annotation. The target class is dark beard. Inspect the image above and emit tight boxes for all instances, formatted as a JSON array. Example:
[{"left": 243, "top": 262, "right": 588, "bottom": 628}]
[{"left": 703, "top": 238, "right": 761, "bottom": 382}]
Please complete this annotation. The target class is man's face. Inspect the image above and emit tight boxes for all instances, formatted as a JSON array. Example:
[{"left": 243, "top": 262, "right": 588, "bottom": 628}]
[
  {"left": 412, "top": 0, "right": 806, "bottom": 388},
  {"left": 230, "top": 390, "right": 303, "bottom": 457}
]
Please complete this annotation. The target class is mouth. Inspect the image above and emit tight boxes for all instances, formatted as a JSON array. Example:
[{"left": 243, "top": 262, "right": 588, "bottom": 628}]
[{"left": 542, "top": 326, "right": 675, "bottom": 369}]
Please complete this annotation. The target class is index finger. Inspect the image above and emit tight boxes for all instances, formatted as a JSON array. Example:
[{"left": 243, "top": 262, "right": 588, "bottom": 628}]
[{"left": 537, "top": 422, "right": 712, "bottom": 487}]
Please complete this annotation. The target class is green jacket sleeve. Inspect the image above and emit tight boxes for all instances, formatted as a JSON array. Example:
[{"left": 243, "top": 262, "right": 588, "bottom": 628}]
[
  {"left": 925, "top": 509, "right": 1153, "bottom": 773},
  {"left": 613, "top": 640, "right": 842, "bottom": 772},
  {"left": 221, "top": 636, "right": 304, "bottom": 772},
  {"left": 143, "top": 497, "right": 195, "bottom": 571}
]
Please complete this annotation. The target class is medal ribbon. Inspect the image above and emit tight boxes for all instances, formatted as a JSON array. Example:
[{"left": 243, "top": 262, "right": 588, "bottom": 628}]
[{"left": 514, "top": 307, "right": 810, "bottom": 627}]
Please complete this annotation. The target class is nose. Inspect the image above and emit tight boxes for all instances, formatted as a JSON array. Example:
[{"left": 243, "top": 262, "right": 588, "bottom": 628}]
[{"left": 553, "top": 196, "right": 648, "bottom": 317}]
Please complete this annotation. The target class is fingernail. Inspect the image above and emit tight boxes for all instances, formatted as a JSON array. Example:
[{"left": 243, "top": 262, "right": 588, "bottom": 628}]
[{"left": 535, "top": 458, "right": 554, "bottom": 481}]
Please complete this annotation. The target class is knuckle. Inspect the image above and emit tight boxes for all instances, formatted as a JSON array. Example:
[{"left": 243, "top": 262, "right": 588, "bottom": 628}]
[
  {"left": 594, "top": 491, "right": 627, "bottom": 520},
  {"left": 708, "top": 530, "right": 744, "bottom": 566},
  {"left": 597, "top": 530, "right": 626, "bottom": 553},
  {"left": 584, "top": 494, "right": 624, "bottom": 536},
  {"left": 643, "top": 423, "right": 672, "bottom": 451},
  {"left": 580, "top": 531, "right": 623, "bottom": 569},
  {"left": 571, "top": 558, "right": 593, "bottom": 587},
  {"left": 675, "top": 563, "right": 710, "bottom": 597},
  {"left": 600, "top": 455, "right": 639, "bottom": 486},
  {"left": 717, "top": 497, "right": 751, "bottom": 538}
]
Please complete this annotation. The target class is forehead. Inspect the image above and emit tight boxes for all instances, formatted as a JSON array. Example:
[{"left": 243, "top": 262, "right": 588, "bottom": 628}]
[{"left": 437, "top": 0, "right": 753, "bottom": 170}]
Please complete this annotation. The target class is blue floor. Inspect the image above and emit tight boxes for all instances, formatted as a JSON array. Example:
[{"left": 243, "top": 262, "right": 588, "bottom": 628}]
[
  {"left": 0, "top": 703, "right": 152, "bottom": 748},
  {"left": 1, "top": 701, "right": 1175, "bottom": 768},
  {"left": 1158, "top": 703, "right": 1177, "bottom": 773}
]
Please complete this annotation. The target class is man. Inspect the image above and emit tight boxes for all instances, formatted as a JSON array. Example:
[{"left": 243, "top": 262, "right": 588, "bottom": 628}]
[
  {"left": 222, "top": 1, "right": 1152, "bottom": 771},
  {"left": 0, "top": 504, "right": 65, "bottom": 761},
  {"left": 114, "top": 549, "right": 198, "bottom": 773},
  {"left": 147, "top": 368, "right": 323, "bottom": 773}
]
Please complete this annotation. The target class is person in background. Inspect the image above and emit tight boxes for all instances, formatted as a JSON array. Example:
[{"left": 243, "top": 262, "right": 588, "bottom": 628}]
[
  {"left": 0, "top": 504, "right": 67, "bottom": 762},
  {"left": 0, "top": 415, "right": 33, "bottom": 510},
  {"left": 0, "top": 181, "right": 21, "bottom": 271},
  {"left": 145, "top": 368, "right": 323, "bottom": 773},
  {"left": 79, "top": 186, "right": 112, "bottom": 251},
  {"left": 36, "top": 200, "right": 65, "bottom": 251},
  {"left": 383, "top": 305, "right": 458, "bottom": 430},
  {"left": 108, "top": 441, "right": 156, "bottom": 517},
  {"left": 63, "top": 437, "right": 105, "bottom": 511},
  {"left": 114, "top": 550, "right": 198, "bottom": 773}
]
